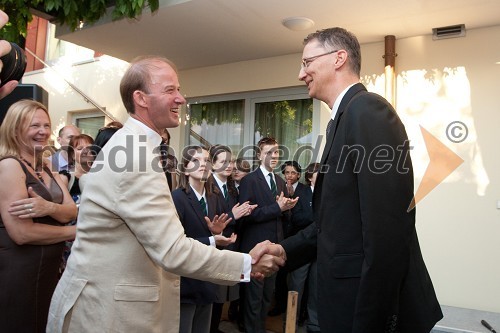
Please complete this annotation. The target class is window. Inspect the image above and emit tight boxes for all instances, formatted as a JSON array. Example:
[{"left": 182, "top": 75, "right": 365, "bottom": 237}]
[
  {"left": 188, "top": 100, "right": 244, "bottom": 153},
  {"left": 71, "top": 110, "right": 106, "bottom": 138},
  {"left": 186, "top": 87, "right": 315, "bottom": 171},
  {"left": 254, "top": 98, "right": 313, "bottom": 170},
  {"left": 76, "top": 116, "right": 105, "bottom": 138}
]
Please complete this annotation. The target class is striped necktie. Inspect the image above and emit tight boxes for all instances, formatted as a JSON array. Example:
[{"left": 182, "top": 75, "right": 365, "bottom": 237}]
[
  {"left": 199, "top": 197, "right": 208, "bottom": 216},
  {"left": 222, "top": 184, "right": 228, "bottom": 202},
  {"left": 268, "top": 173, "right": 277, "bottom": 197},
  {"left": 326, "top": 118, "right": 334, "bottom": 137},
  {"left": 159, "top": 139, "right": 172, "bottom": 190}
]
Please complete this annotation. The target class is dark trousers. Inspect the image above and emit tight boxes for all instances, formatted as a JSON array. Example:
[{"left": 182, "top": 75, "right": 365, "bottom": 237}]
[
  {"left": 272, "top": 267, "right": 289, "bottom": 312},
  {"left": 243, "top": 273, "right": 276, "bottom": 333},
  {"left": 210, "top": 302, "right": 223, "bottom": 333}
]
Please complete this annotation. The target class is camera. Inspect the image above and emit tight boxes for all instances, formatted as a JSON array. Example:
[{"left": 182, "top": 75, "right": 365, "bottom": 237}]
[{"left": 0, "top": 42, "right": 27, "bottom": 88}]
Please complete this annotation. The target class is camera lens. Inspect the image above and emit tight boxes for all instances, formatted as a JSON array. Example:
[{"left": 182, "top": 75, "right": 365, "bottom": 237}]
[{"left": 0, "top": 42, "right": 27, "bottom": 88}]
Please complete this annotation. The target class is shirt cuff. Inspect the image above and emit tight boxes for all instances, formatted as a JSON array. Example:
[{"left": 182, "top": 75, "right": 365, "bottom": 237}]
[
  {"left": 240, "top": 253, "right": 252, "bottom": 282},
  {"left": 209, "top": 236, "right": 215, "bottom": 247}
]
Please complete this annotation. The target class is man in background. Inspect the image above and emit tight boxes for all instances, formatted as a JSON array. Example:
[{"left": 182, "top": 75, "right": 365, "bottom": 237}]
[
  {"left": 50, "top": 125, "right": 81, "bottom": 171},
  {"left": 238, "top": 137, "right": 298, "bottom": 333}
]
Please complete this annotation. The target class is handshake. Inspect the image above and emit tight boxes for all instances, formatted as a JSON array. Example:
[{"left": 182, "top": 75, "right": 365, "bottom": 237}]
[{"left": 248, "top": 240, "right": 286, "bottom": 279}]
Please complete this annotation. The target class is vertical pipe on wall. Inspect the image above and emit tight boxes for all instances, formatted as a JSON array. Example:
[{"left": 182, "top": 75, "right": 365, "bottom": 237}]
[{"left": 383, "top": 35, "right": 397, "bottom": 107}]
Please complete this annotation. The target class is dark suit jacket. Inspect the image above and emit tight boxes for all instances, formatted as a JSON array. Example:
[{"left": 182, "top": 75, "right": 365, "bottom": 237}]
[
  {"left": 288, "top": 182, "right": 313, "bottom": 237},
  {"left": 238, "top": 167, "right": 287, "bottom": 253},
  {"left": 281, "top": 83, "right": 443, "bottom": 333},
  {"left": 172, "top": 187, "right": 224, "bottom": 305},
  {"left": 208, "top": 176, "right": 240, "bottom": 251}
]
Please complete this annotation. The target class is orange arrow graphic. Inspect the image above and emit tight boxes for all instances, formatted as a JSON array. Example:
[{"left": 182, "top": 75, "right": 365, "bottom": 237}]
[{"left": 408, "top": 126, "right": 464, "bottom": 211}]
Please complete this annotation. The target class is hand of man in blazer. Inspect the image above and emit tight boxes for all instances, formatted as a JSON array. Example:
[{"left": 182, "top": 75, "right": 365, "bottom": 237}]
[{"left": 249, "top": 240, "right": 287, "bottom": 279}]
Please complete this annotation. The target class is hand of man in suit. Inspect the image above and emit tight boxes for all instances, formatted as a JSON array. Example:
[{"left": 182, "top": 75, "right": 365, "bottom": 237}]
[
  {"left": 249, "top": 240, "right": 287, "bottom": 279},
  {"left": 276, "top": 192, "right": 299, "bottom": 212},
  {"left": 204, "top": 213, "right": 232, "bottom": 235}
]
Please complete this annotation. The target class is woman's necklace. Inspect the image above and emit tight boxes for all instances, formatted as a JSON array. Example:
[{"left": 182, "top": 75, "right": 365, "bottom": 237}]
[{"left": 20, "top": 157, "right": 44, "bottom": 183}]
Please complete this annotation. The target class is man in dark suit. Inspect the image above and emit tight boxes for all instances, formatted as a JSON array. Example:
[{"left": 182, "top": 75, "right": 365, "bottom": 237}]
[
  {"left": 274, "top": 28, "right": 443, "bottom": 333},
  {"left": 238, "top": 137, "right": 298, "bottom": 333}
]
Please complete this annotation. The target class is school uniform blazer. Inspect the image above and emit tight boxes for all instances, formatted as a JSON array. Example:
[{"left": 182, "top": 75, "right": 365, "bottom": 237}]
[
  {"left": 207, "top": 177, "right": 241, "bottom": 302},
  {"left": 281, "top": 83, "right": 442, "bottom": 333},
  {"left": 237, "top": 168, "right": 287, "bottom": 253},
  {"left": 288, "top": 182, "right": 313, "bottom": 237},
  {"left": 208, "top": 176, "right": 239, "bottom": 251},
  {"left": 171, "top": 188, "right": 224, "bottom": 305},
  {"left": 47, "top": 118, "right": 245, "bottom": 333}
]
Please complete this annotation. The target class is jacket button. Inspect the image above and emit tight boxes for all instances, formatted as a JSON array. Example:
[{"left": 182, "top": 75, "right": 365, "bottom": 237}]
[{"left": 174, "top": 280, "right": 180, "bottom": 287}]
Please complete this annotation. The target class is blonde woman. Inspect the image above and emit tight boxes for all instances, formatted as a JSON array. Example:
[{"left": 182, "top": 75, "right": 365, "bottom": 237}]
[{"left": 0, "top": 100, "right": 77, "bottom": 332}]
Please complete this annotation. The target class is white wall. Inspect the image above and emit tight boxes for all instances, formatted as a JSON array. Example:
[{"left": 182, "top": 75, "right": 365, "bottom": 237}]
[
  {"left": 23, "top": 25, "right": 500, "bottom": 313},
  {"left": 23, "top": 56, "right": 130, "bottom": 142}
]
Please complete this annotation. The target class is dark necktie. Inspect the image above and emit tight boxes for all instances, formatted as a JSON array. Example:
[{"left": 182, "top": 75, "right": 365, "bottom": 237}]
[
  {"left": 159, "top": 139, "right": 172, "bottom": 190},
  {"left": 326, "top": 118, "right": 334, "bottom": 137},
  {"left": 199, "top": 197, "right": 208, "bottom": 216},
  {"left": 268, "top": 172, "right": 277, "bottom": 197},
  {"left": 222, "top": 184, "right": 228, "bottom": 202}
]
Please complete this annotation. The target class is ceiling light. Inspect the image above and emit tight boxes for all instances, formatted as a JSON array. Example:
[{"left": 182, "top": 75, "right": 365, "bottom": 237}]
[{"left": 282, "top": 17, "right": 314, "bottom": 31}]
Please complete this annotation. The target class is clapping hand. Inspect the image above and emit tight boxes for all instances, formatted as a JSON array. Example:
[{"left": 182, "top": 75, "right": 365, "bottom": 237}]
[
  {"left": 232, "top": 201, "right": 258, "bottom": 220},
  {"left": 276, "top": 191, "right": 298, "bottom": 212},
  {"left": 205, "top": 213, "right": 232, "bottom": 235}
]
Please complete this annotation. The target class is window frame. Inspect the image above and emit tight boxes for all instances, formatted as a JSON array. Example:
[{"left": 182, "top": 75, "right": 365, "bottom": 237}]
[{"left": 184, "top": 86, "right": 318, "bottom": 158}]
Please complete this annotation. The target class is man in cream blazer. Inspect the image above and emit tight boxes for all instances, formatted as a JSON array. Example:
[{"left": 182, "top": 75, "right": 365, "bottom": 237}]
[{"left": 47, "top": 56, "right": 283, "bottom": 333}]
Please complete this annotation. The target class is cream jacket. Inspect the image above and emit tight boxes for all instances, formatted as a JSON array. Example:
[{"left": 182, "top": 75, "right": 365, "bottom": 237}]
[{"left": 47, "top": 118, "right": 244, "bottom": 333}]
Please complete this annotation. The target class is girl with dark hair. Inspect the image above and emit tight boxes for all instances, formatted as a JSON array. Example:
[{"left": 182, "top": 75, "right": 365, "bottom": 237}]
[
  {"left": 172, "top": 145, "right": 236, "bottom": 333},
  {"left": 207, "top": 145, "right": 257, "bottom": 333},
  {"left": 232, "top": 157, "right": 251, "bottom": 190}
]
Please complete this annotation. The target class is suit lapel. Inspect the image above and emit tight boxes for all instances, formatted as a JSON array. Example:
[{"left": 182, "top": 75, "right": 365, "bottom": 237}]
[
  {"left": 320, "top": 83, "right": 367, "bottom": 165},
  {"left": 256, "top": 168, "right": 274, "bottom": 201},
  {"left": 187, "top": 190, "right": 211, "bottom": 233},
  {"left": 275, "top": 174, "right": 285, "bottom": 197},
  {"left": 210, "top": 175, "right": 231, "bottom": 211},
  {"left": 314, "top": 83, "right": 367, "bottom": 227},
  {"left": 206, "top": 194, "right": 218, "bottom": 220}
]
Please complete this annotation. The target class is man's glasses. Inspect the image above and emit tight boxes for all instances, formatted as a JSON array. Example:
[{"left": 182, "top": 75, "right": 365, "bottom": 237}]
[{"left": 301, "top": 50, "right": 339, "bottom": 70}]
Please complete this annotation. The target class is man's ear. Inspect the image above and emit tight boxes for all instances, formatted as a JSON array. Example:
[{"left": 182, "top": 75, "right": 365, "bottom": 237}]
[
  {"left": 133, "top": 90, "right": 148, "bottom": 108},
  {"left": 335, "top": 50, "right": 348, "bottom": 68}
]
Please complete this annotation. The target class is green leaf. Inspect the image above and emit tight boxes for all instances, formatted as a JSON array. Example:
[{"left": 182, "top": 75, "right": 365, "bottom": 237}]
[{"left": 1, "top": 0, "right": 160, "bottom": 43}]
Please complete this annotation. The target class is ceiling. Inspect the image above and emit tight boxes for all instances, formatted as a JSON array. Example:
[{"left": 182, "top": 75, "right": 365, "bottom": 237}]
[{"left": 54, "top": 0, "right": 500, "bottom": 70}]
